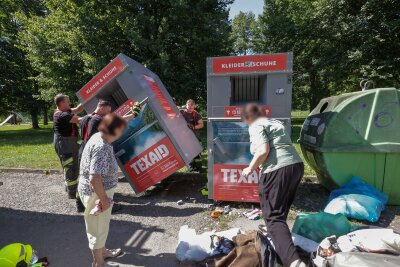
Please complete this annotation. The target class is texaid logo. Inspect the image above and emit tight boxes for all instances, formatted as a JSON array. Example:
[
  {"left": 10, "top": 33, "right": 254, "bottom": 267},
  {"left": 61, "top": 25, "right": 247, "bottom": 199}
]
[
  {"left": 220, "top": 168, "right": 259, "bottom": 184},
  {"left": 129, "top": 144, "right": 169, "bottom": 174}
]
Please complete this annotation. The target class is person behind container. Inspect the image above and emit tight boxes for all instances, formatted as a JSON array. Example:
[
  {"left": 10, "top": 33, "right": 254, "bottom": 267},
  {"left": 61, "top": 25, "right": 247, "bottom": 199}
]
[
  {"left": 78, "top": 100, "right": 112, "bottom": 162},
  {"left": 79, "top": 99, "right": 140, "bottom": 160},
  {"left": 78, "top": 113, "right": 127, "bottom": 267},
  {"left": 53, "top": 94, "right": 84, "bottom": 211},
  {"left": 180, "top": 99, "right": 204, "bottom": 172},
  {"left": 241, "top": 103, "right": 305, "bottom": 267}
]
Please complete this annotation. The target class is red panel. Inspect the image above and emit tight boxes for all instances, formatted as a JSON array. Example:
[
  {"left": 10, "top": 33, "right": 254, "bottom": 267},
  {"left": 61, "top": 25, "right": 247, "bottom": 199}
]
[
  {"left": 212, "top": 54, "right": 287, "bottom": 73},
  {"left": 213, "top": 164, "right": 260, "bottom": 202},
  {"left": 224, "top": 106, "right": 271, "bottom": 118},
  {"left": 114, "top": 98, "right": 135, "bottom": 116},
  {"left": 79, "top": 57, "right": 126, "bottom": 101},
  {"left": 143, "top": 75, "right": 176, "bottom": 118},
  {"left": 123, "top": 136, "right": 185, "bottom": 192}
]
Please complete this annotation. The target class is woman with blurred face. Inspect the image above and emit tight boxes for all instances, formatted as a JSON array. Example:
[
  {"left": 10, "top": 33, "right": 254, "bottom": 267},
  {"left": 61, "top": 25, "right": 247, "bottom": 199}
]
[
  {"left": 78, "top": 113, "right": 127, "bottom": 267},
  {"left": 241, "top": 103, "right": 305, "bottom": 267}
]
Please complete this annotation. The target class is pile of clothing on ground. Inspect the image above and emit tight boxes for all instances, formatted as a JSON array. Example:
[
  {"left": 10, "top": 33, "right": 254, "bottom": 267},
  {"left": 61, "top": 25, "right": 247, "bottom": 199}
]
[{"left": 176, "top": 177, "right": 400, "bottom": 266}]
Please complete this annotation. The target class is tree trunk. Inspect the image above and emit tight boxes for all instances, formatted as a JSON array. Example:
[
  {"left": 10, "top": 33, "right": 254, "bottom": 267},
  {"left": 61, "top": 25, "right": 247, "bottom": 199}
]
[
  {"left": 30, "top": 107, "right": 39, "bottom": 129},
  {"left": 43, "top": 105, "right": 48, "bottom": 125},
  {"left": 309, "top": 70, "right": 320, "bottom": 109}
]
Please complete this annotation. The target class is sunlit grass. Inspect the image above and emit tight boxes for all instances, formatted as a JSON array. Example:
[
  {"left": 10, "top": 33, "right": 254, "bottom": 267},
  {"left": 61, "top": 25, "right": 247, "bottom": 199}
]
[{"left": 0, "top": 111, "right": 315, "bottom": 176}]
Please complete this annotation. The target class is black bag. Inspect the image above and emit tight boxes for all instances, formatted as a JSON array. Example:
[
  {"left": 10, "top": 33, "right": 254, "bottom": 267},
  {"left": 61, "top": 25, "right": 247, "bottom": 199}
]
[{"left": 256, "top": 231, "right": 279, "bottom": 267}]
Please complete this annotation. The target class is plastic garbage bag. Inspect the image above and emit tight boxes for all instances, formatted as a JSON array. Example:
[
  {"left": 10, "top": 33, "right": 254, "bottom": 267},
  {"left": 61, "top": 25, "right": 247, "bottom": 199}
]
[
  {"left": 292, "top": 233, "right": 319, "bottom": 253},
  {"left": 313, "top": 228, "right": 400, "bottom": 267},
  {"left": 337, "top": 228, "right": 400, "bottom": 254},
  {"left": 315, "top": 251, "right": 400, "bottom": 267},
  {"left": 175, "top": 225, "right": 240, "bottom": 262},
  {"left": 324, "top": 194, "right": 384, "bottom": 222},
  {"left": 292, "top": 213, "right": 351, "bottom": 243},
  {"left": 328, "top": 177, "right": 388, "bottom": 205},
  {"left": 324, "top": 177, "right": 388, "bottom": 222}
]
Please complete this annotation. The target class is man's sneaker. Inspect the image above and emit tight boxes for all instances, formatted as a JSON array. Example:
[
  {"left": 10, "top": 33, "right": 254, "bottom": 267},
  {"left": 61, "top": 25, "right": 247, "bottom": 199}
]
[{"left": 76, "top": 198, "right": 85, "bottom": 213}]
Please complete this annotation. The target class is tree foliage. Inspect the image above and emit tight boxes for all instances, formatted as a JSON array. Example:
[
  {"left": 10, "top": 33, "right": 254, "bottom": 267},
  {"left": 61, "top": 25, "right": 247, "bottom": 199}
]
[
  {"left": 256, "top": 0, "right": 400, "bottom": 110},
  {"left": 230, "top": 11, "right": 258, "bottom": 55},
  {"left": 0, "top": 0, "right": 43, "bottom": 128},
  {"left": 17, "top": 0, "right": 233, "bottom": 108}
]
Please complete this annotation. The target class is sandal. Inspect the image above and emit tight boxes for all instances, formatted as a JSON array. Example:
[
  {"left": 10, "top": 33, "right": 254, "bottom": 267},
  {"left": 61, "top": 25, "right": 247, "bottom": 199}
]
[{"left": 103, "top": 248, "right": 123, "bottom": 259}]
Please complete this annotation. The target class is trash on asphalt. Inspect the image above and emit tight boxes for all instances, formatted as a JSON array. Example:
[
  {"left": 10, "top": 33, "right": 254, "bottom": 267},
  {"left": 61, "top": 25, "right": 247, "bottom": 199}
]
[
  {"left": 324, "top": 176, "right": 388, "bottom": 222},
  {"left": 210, "top": 210, "right": 222, "bottom": 218},
  {"left": 223, "top": 205, "right": 231, "bottom": 215},
  {"left": 244, "top": 209, "right": 263, "bottom": 220},
  {"left": 292, "top": 212, "right": 352, "bottom": 243},
  {"left": 175, "top": 225, "right": 240, "bottom": 262}
]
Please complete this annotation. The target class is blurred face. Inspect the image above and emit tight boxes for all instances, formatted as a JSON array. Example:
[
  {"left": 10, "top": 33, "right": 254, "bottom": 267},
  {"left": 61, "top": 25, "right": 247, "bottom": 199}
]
[
  {"left": 59, "top": 97, "right": 71, "bottom": 111},
  {"left": 186, "top": 102, "right": 196, "bottom": 112},
  {"left": 242, "top": 112, "right": 258, "bottom": 126},
  {"left": 98, "top": 105, "right": 112, "bottom": 116},
  {"left": 112, "top": 125, "right": 126, "bottom": 140}
]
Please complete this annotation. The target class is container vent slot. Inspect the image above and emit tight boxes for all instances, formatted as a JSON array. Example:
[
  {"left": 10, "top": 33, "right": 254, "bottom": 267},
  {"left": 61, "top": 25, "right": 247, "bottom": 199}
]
[{"left": 231, "top": 75, "right": 261, "bottom": 102}]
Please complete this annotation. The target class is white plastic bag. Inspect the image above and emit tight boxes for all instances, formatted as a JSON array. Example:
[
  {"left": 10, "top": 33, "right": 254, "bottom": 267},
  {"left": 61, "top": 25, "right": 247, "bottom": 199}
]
[
  {"left": 292, "top": 233, "right": 319, "bottom": 253},
  {"left": 175, "top": 225, "right": 240, "bottom": 262},
  {"left": 337, "top": 228, "right": 400, "bottom": 254}
]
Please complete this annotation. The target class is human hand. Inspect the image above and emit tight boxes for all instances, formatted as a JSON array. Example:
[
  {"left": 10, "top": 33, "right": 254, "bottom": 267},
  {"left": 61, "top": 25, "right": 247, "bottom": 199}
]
[
  {"left": 242, "top": 166, "right": 254, "bottom": 177},
  {"left": 100, "top": 198, "right": 111, "bottom": 211},
  {"left": 131, "top": 102, "right": 141, "bottom": 117}
]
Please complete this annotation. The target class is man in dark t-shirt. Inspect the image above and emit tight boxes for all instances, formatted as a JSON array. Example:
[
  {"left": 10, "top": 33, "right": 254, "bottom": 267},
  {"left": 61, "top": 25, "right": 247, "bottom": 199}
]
[
  {"left": 180, "top": 99, "right": 204, "bottom": 138},
  {"left": 53, "top": 94, "right": 84, "bottom": 211},
  {"left": 180, "top": 99, "right": 204, "bottom": 172},
  {"left": 78, "top": 100, "right": 112, "bottom": 162},
  {"left": 79, "top": 99, "right": 140, "bottom": 161}
]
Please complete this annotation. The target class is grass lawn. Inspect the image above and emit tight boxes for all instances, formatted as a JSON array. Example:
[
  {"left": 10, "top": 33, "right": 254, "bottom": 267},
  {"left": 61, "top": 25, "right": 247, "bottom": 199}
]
[
  {"left": 0, "top": 112, "right": 315, "bottom": 175},
  {"left": 0, "top": 124, "right": 59, "bottom": 169}
]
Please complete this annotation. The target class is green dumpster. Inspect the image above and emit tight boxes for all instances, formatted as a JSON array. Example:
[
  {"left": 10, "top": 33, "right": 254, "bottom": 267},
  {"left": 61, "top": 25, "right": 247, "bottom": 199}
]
[{"left": 299, "top": 88, "right": 400, "bottom": 205}]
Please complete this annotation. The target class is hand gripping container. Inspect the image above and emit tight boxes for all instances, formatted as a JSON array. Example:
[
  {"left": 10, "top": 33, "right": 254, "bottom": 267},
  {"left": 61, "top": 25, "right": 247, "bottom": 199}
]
[
  {"left": 299, "top": 88, "right": 400, "bottom": 204},
  {"left": 76, "top": 53, "right": 202, "bottom": 193}
]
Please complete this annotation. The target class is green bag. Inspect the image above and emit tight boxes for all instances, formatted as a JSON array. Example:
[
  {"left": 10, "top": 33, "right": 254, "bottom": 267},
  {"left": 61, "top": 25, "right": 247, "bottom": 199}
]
[{"left": 292, "top": 212, "right": 351, "bottom": 243}]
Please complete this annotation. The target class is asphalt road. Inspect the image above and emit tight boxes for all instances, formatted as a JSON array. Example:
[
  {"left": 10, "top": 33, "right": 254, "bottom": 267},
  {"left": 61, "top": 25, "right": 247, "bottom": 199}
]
[
  {"left": 0, "top": 172, "right": 211, "bottom": 267},
  {"left": 1, "top": 172, "right": 399, "bottom": 267}
]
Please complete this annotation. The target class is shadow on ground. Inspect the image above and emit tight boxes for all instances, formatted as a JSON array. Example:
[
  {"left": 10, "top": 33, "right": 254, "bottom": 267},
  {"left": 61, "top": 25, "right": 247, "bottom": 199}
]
[{"left": 0, "top": 207, "right": 178, "bottom": 267}]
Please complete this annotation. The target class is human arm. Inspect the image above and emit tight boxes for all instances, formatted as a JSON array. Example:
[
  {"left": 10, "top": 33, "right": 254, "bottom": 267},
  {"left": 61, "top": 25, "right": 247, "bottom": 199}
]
[
  {"left": 88, "top": 146, "right": 113, "bottom": 211},
  {"left": 242, "top": 143, "right": 270, "bottom": 177},
  {"left": 71, "top": 103, "right": 84, "bottom": 114},
  {"left": 242, "top": 123, "right": 270, "bottom": 177},
  {"left": 89, "top": 174, "right": 110, "bottom": 211},
  {"left": 123, "top": 113, "right": 136, "bottom": 121},
  {"left": 194, "top": 118, "right": 204, "bottom": 130},
  {"left": 69, "top": 116, "right": 82, "bottom": 124}
]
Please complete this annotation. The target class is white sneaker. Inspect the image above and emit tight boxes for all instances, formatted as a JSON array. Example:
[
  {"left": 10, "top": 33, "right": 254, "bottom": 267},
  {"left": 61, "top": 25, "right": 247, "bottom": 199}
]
[{"left": 290, "top": 259, "right": 306, "bottom": 267}]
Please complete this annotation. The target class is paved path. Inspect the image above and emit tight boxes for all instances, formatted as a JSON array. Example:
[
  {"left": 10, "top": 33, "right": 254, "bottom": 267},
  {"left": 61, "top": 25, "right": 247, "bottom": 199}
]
[
  {"left": 1, "top": 172, "right": 399, "bottom": 266},
  {"left": 0, "top": 173, "right": 210, "bottom": 267}
]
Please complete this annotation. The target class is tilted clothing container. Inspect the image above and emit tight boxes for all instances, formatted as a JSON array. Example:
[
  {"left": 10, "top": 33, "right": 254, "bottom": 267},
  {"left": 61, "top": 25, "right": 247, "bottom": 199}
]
[{"left": 76, "top": 54, "right": 202, "bottom": 193}]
